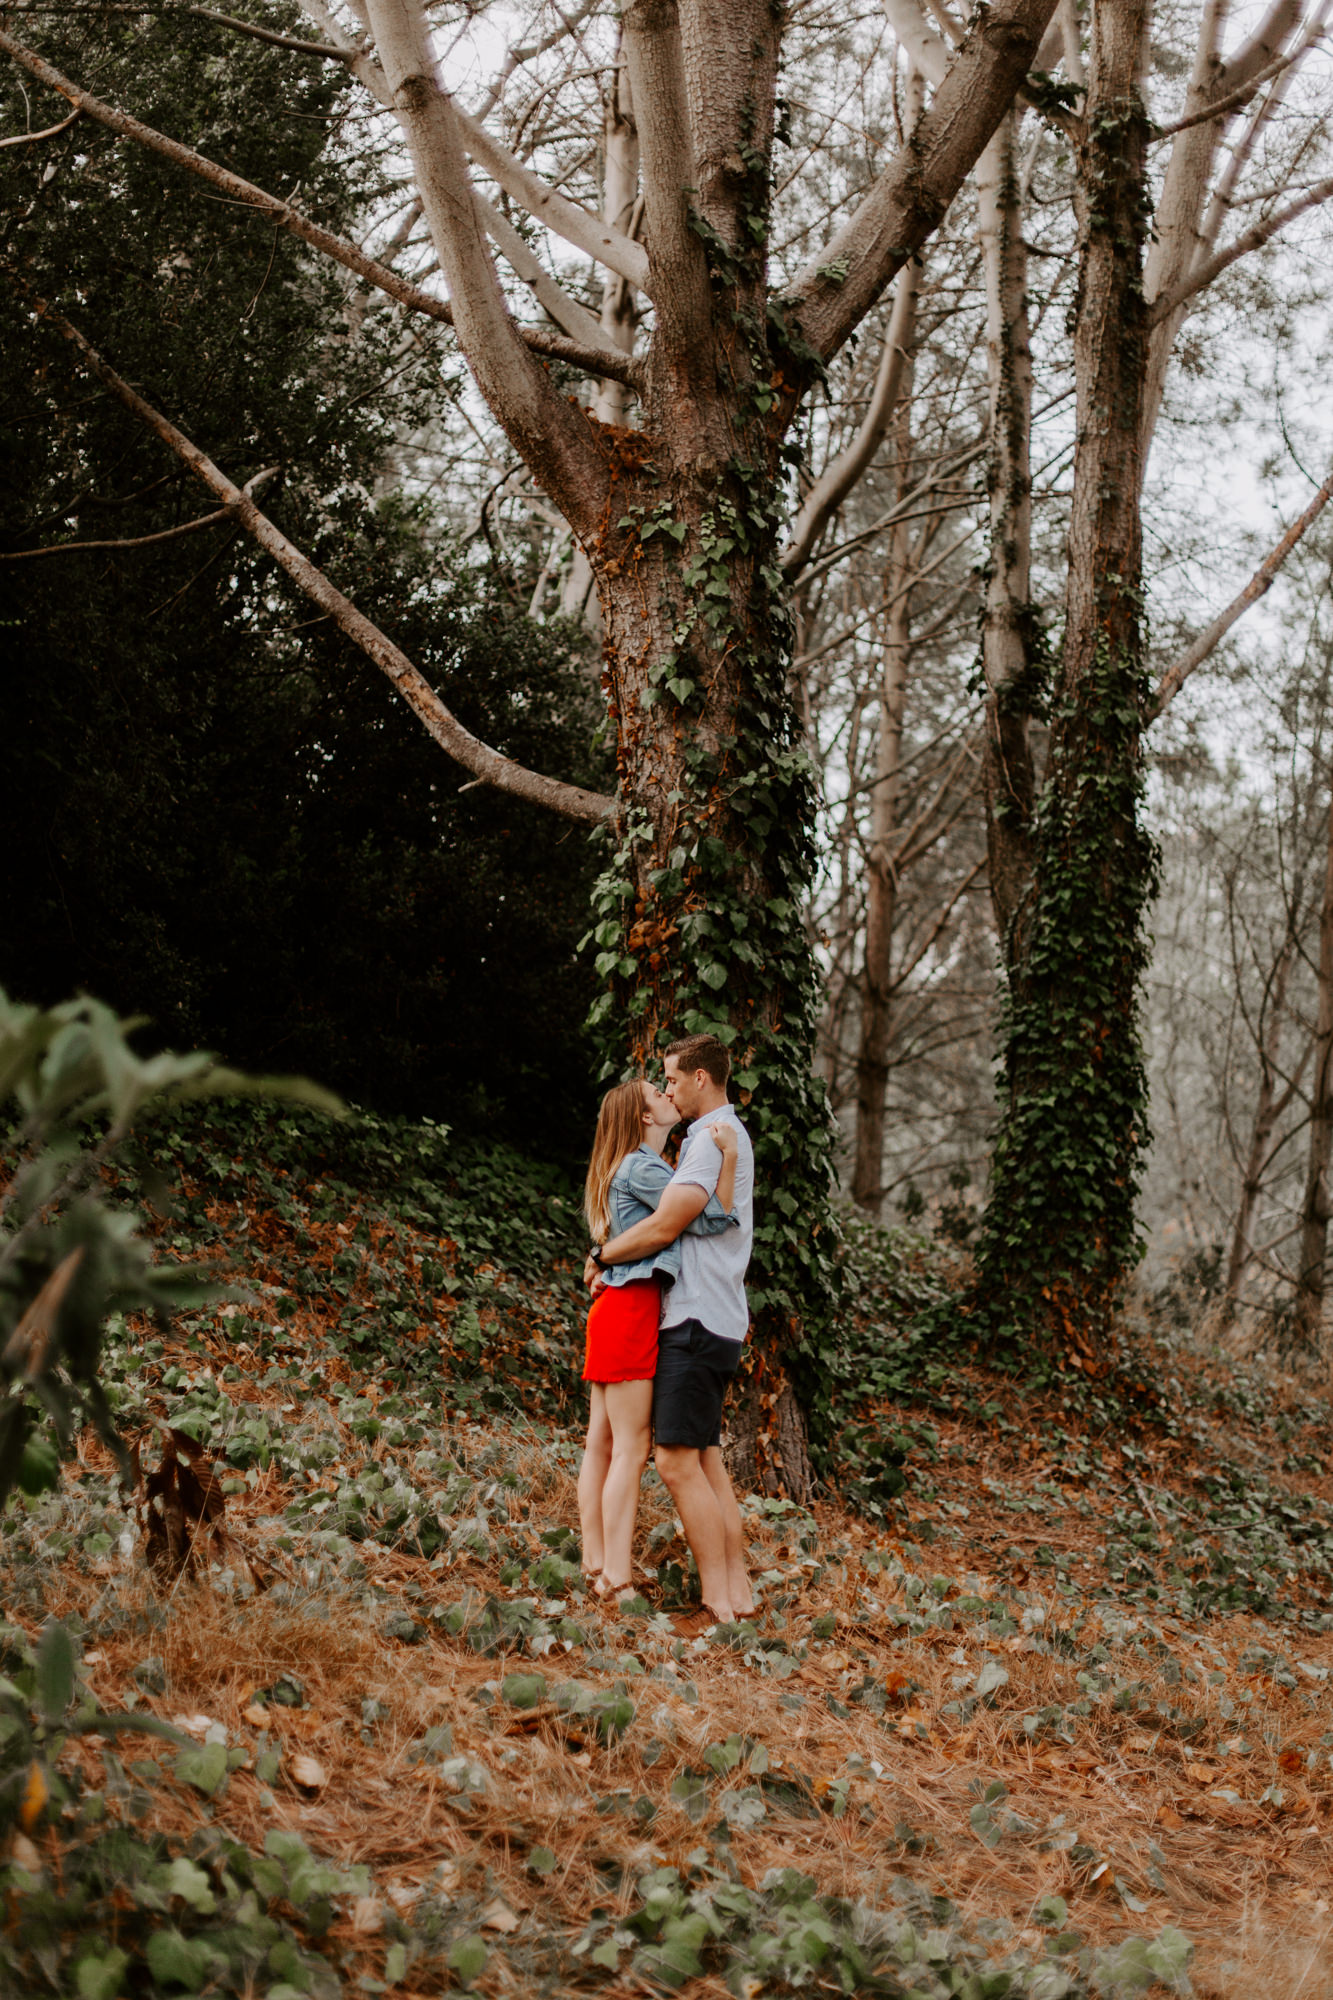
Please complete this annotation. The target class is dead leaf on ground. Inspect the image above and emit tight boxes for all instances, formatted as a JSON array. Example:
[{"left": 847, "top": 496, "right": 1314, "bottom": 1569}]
[
  {"left": 482, "top": 1899, "right": 520, "bottom": 1933},
  {"left": 290, "top": 1754, "right": 328, "bottom": 1791}
]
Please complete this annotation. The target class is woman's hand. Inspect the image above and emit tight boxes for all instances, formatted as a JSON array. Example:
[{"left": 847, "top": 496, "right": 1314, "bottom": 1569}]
[{"left": 708, "top": 1122, "right": 737, "bottom": 1156}]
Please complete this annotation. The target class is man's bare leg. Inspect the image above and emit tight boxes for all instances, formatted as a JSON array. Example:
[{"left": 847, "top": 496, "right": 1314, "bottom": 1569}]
[
  {"left": 701, "top": 1446, "right": 753, "bottom": 1614},
  {"left": 654, "top": 1445, "right": 735, "bottom": 1621}
]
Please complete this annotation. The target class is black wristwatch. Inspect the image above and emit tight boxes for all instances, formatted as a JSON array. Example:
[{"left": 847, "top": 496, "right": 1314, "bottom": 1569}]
[{"left": 589, "top": 1244, "right": 608, "bottom": 1269}]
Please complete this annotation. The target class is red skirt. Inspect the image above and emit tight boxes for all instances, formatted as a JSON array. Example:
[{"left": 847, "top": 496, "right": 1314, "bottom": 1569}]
[{"left": 583, "top": 1279, "right": 661, "bottom": 1383}]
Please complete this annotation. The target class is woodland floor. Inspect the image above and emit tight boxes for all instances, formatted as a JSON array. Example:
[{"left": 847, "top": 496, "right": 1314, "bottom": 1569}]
[{"left": 3, "top": 1110, "right": 1332, "bottom": 1999}]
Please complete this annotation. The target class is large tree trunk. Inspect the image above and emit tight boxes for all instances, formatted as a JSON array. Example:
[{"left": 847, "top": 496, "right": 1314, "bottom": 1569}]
[
  {"left": 1294, "top": 781, "right": 1333, "bottom": 1350},
  {"left": 852, "top": 353, "right": 919, "bottom": 1213},
  {"left": 976, "top": 0, "right": 1159, "bottom": 1351}
]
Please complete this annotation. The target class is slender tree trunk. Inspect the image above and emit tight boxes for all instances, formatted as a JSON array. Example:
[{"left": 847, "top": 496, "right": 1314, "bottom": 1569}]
[
  {"left": 1294, "top": 780, "right": 1333, "bottom": 1348},
  {"left": 852, "top": 357, "right": 918, "bottom": 1213},
  {"left": 562, "top": 35, "right": 641, "bottom": 630},
  {"left": 1222, "top": 932, "right": 1296, "bottom": 1317},
  {"left": 976, "top": 109, "right": 1040, "bottom": 943},
  {"left": 977, "top": 0, "right": 1159, "bottom": 1351}
]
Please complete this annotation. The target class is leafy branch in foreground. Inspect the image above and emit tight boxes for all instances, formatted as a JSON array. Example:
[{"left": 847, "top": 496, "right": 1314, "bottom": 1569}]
[{"left": 0, "top": 988, "right": 341, "bottom": 1506}]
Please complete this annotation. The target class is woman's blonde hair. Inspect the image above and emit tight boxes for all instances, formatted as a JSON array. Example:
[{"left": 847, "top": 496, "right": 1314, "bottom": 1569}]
[{"left": 584, "top": 1078, "right": 646, "bottom": 1240}]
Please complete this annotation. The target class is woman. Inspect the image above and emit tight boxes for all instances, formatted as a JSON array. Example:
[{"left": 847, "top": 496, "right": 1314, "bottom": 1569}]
[{"left": 577, "top": 1077, "right": 737, "bottom": 1602}]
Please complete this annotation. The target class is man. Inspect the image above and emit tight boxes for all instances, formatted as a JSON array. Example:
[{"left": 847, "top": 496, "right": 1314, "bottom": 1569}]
[{"left": 585, "top": 1033, "right": 754, "bottom": 1630}]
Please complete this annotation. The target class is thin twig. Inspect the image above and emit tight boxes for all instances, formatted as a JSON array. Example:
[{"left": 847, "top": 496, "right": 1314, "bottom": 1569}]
[
  {"left": 0, "top": 103, "right": 79, "bottom": 145},
  {"left": 1150, "top": 464, "right": 1333, "bottom": 719}
]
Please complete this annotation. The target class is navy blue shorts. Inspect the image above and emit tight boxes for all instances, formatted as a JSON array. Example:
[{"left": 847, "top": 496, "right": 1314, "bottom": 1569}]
[{"left": 653, "top": 1319, "right": 742, "bottom": 1449}]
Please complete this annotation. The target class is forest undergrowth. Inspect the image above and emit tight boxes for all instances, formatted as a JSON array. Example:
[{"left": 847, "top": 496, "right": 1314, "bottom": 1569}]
[{"left": 3, "top": 1104, "right": 1332, "bottom": 1999}]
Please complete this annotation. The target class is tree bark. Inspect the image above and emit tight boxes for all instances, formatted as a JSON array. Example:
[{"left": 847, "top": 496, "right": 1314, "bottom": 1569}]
[
  {"left": 852, "top": 341, "right": 919, "bottom": 1214},
  {"left": 1223, "top": 931, "right": 1296, "bottom": 1319},
  {"left": 1294, "top": 779, "right": 1333, "bottom": 1349},
  {"left": 975, "top": 108, "right": 1039, "bottom": 944}
]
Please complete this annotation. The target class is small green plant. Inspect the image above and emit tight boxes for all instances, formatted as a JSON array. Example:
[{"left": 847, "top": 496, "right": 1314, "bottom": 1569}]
[{"left": 0, "top": 989, "right": 341, "bottom": 1505}]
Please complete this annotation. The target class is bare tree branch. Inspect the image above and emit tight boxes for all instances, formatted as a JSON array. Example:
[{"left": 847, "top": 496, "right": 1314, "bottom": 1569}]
[
  {"left": 1151, "top": 46, "right": 1305, "bottom": 142},
  {"left": 473, "top": 189, "right": 609, "bottom": 351},
  {"left": 451, "top": 94, "right": 650, "bottom": 294},
  {"left": 1149, "top": 170, "right": 1333, "bottom": 323},
  {"left": 0, "top": 479, "right": 279, "bottom": 556},
  {"left": 786, "top": 0, "right": 1061, "bottom": 366},
  {"left": 362, "top": 0, "right": 611, "bottom": 537},
  {"left": 781, "top": 257, "right": 921, "bottom": 577},
  {"left": 881, "top": 0, "right": 1075, "bottom": 130},
  {"left": 1149, "top": 463, "right": 1333, "bottom": 719},
  {"left": 21, "top": 295, "right": 616, "bottom": 824},
  {"left": 0, "top": 103, "right": 79, "bottom": 145},
  {"left": 621, "top": 0, "right": 714, "bottom": 389},
  {"left": 0, "top": 28, "right": 641, "bottom": 387},
  {"left": 0, "top": 4, "right": 350, "bottom": 57}
]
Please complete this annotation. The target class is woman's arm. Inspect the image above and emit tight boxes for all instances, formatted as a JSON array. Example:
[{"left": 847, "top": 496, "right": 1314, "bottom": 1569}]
[
  {"left": 685, "top": 1122, "right": 739, "bottom": 1235},
  {"left": 710, "top": 1123, "right": 738, "bottom": 1214}
]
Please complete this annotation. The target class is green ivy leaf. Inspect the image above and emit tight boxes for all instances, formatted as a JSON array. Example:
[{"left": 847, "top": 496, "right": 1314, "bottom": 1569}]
[
  {"left": 173, "top": 1740, "right": 228, "bottom": 1797},
  {"left": 74, "top": 1947, "right": 130, "bottom": 2000},
  {"left": 144, "top": 1928, "right": 215, "bottom": 1992},
  {"left": 35, "top": 1619, "right": 75, "bottom": 1725},
  {"left": 447, "top": 1935, "right": 488, "bottom": 1985}
]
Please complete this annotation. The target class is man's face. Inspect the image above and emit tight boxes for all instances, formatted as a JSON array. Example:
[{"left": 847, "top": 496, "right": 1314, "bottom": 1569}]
[{"left": 664, "top": 1055, "right": 703, "bottom": 1121}]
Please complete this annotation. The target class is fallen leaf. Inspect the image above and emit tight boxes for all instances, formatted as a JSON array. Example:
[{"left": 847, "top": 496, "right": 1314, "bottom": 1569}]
[
  {"left": 172, "top": 1714, "right": 219, "bottom": 1739},
  {"left": 19, "top": 1762, "right": 48, "bottom": 1832},
  {"left": 243, "top": 1704, "right": 270, "bottom": 1728},
  {"left": 290, "top": 1754, "right": 328, "bottom": 1791},
  {"left": 9, "top": 1831, "right": 41, "bottom": 1872},
  {"left": 482, "top": 1900, "right": 519, "bottom": 1934},
  {"left": 504, "top": 1702, "right": 559, "bottom": 1735},
  {"left": 1278, "top": 1749, "right": 1304, "bottom": 1773},
  {"left": 1157, "top": 1807, "right": 1184, "bottom": 1830},
  {"left": 351, "top": 1897, "right": 384, "bottom": 1934}
]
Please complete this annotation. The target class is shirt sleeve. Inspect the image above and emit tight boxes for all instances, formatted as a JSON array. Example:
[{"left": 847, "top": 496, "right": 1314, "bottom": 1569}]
[
  {"left": 623, "top": 1151, "right": 673, "bottom": 1208},
  {"left": 670, "top": 1129, "right": 722, "bottom": 1198},
  {"left": 687, "top": 1188, "right": 741, "bottom": 1236}
]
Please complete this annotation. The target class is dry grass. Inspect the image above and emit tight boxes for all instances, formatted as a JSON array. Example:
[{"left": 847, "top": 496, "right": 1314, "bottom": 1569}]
[{"left": 12, "top": 1396, "right": 1332, "bottom": 1998}]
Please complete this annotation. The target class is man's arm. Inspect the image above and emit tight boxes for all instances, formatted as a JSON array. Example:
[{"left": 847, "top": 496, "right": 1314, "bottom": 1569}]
[{"left": 599, "top": 1182, "right": 709, "bottom": 1262}]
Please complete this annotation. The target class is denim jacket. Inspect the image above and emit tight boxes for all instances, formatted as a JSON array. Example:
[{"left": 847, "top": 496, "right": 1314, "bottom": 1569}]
[{"left": 602, "top": 1144, "right": 738, "bottom": 1289}]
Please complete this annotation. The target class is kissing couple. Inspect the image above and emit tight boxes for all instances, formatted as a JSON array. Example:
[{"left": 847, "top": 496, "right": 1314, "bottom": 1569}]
[{"left": 578, "top": 1032, "right": 754, "bottom": 1634}]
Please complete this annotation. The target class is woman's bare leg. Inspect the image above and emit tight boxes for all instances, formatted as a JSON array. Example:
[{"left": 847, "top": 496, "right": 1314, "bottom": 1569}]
[
  {"left": 598, "top": 1378, "right": 654, "bottom": 1587},
  {"left": 577, "top": 1385, "right": 612, "bottom": 1574}
]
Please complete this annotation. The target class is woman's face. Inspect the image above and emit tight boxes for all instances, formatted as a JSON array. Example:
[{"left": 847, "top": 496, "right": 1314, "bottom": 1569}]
[{"left": 640, "top": 1081, "right": 677, "bottom": 1132}]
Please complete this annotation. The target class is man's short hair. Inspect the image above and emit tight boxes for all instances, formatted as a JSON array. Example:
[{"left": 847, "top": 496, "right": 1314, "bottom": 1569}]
[{"left": 664, "top": 1033, "right": 731, "bottom": 1089}]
